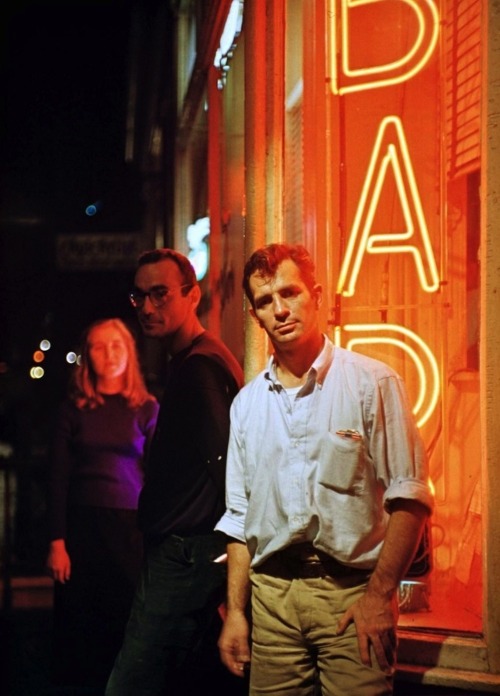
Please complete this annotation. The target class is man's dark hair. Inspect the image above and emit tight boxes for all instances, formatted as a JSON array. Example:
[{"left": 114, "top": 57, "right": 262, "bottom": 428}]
[
  {"left": 137, "top": 248, "right": 197, "bottom": 294},
  {"left": 243, "top": 243, "right": 317, "bottom": 308}
]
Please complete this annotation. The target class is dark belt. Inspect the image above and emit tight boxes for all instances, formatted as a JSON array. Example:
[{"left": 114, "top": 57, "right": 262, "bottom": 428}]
[{"left": 257, "top": 543, "right": 371, "bottom": 580}]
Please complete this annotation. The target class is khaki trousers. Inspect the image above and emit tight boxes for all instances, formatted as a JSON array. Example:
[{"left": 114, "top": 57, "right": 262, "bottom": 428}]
[{"left": 249, "top": 563, "right": 394, "bottom": 696}]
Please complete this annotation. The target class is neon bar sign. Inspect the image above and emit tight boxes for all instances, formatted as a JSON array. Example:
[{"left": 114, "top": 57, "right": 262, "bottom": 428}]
[{"left": 329, "top": 0, "right": 441, "bottom": 427}]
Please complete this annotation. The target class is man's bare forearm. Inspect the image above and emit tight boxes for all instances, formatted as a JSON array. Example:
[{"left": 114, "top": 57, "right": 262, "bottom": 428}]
[
  {"left": 337, "top": 498, "right": 430, "bottom": 669},
  {"left": 226, "top": 540, "right": 252, "bottom": 613},
  {"left": 368, "top": 498, "right": 429, "bottom": 598},
  {"left": 218, "top": 539, "right": 252, "bottom": 676}
]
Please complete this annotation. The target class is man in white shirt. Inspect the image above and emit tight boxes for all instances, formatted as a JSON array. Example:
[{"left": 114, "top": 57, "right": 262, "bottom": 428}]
[{"left": 215, "top": 243, "right": 433, "bottom": 695}]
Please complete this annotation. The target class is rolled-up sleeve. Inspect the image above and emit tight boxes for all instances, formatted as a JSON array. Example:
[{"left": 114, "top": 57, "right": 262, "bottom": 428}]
[
  {"left": 215, "top": 396, "right": 248, "bottom": 542},
  {"left": 383, "top": 477, "right": 434, "bottom": 512}
]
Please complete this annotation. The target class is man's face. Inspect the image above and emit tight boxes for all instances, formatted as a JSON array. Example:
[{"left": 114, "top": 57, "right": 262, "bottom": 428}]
[
  {"left": 133, "top": 259, "right": 194, "bottom": 339},
  {"left": 249, "top": 258, "right": 322, "bottom": 349}
]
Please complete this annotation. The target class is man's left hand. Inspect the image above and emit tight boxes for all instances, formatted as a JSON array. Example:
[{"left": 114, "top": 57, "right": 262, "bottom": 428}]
[{"left": 336, "top": 589, "right": 398, "bottom": 672}]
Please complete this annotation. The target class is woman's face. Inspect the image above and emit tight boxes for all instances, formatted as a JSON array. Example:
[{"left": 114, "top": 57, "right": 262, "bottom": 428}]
[{"left": 87, "top": 324, "right": 129, "bottom": 386}]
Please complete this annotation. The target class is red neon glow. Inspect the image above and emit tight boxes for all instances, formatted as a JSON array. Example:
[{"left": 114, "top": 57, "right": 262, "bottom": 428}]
[
  {"left": 336, "top": 116, "right": 440, "bottom": 297},
  {"left": 334, "top": 323, "right": 440, "bottom": 427},
  {"left": 329, "top": 0, "right": 439, "bottom": 94}
]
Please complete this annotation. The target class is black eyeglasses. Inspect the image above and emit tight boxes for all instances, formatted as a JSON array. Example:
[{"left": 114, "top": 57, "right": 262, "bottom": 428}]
[{"left": 128, "top": 284, "right": 192, "bottom": 309}]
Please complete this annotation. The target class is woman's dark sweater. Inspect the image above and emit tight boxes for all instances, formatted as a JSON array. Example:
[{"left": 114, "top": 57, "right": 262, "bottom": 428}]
[{"left": 49, "top": 394, "right": 159, "bottom": 540}]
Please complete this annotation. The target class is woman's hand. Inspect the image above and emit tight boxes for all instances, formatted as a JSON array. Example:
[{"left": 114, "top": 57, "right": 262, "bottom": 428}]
[{"left": 46, "top": 538, "right": 71, "bottom": 583}]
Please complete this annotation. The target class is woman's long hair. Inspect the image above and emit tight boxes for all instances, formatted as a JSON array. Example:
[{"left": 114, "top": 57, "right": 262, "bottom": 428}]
[{"left": 70, "top": 318, "right": 154, "bottom": 410}]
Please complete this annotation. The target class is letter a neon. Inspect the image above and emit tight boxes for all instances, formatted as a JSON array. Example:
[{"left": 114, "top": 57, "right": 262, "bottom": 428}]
[{"left": 336, "top": 116, "right": 440, "bottom": 297}]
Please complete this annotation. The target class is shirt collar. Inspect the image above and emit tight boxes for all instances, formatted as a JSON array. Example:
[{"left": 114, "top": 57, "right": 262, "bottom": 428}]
[
  {"left": 264, "top": 334, "right": 334, "bottom": 389},
  {"left": 311, "top": 335, "right": 334, "bottom": 386}
]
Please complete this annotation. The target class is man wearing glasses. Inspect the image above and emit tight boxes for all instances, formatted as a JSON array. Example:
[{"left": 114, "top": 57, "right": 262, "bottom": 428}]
[{"left": 106, "top": 249, "right": 244, "bottom": 696}]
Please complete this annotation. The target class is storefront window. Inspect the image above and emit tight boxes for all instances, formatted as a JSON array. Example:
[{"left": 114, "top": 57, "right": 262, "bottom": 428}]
[{"left": 287, "top": 0, "right": 483, "bottom": 635}]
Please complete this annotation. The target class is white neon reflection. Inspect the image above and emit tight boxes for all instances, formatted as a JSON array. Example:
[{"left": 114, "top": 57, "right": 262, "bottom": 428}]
[
  {"left": 336, "top": 116, "right": 440, "bottom": 297},
  {"left": 330, "top": 0, "right": 439, "bottom": 94},
  {"left": 214, "top": 0, "right": 244, "bottom": 68},
  {"left": 335, "top": 323, "right": 440, "bottom": 427}
]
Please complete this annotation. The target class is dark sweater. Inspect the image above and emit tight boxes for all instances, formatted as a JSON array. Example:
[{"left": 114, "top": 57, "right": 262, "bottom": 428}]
[
  {"left": 49, "top": 394, "right": 159, "bottom": 540},
  {"left": 138, "top": 331, "right": 244, "bottom": 541}
]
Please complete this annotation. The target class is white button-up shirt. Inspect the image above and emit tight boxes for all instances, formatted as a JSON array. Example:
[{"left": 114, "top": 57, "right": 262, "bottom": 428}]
[{"left": 215, "top": 336, "right": 433, "bottom": 568}]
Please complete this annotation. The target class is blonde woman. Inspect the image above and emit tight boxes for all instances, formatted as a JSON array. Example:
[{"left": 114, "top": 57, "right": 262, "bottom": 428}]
[{"left": 46, "top": 318, "right": 159, "bottom": 691}]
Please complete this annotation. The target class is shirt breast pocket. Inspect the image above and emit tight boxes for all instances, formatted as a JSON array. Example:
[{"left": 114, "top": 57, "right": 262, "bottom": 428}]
[{"left": 317, "top": 432, "right": 365, "bottom": 494}]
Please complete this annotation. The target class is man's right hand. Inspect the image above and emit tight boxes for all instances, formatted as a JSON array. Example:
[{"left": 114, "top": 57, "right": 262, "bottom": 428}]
[
  {"left": 46, "top": 538, "right": 71, "bottom": 583},
  {"left": 218, "top": 609, "right": 251, "bottom": 677}
]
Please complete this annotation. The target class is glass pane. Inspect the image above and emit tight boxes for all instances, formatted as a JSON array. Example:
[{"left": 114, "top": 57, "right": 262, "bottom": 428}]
[{"left": 323, "top": 0, "right": 482, "bottom": 634}]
